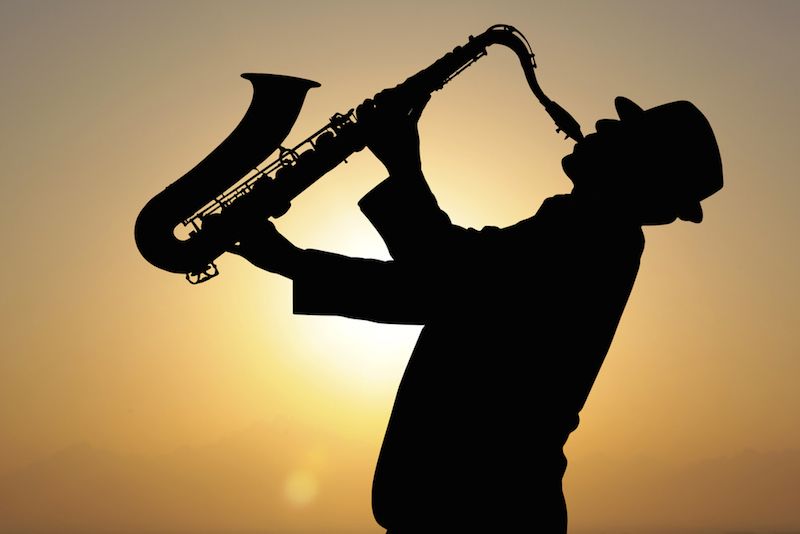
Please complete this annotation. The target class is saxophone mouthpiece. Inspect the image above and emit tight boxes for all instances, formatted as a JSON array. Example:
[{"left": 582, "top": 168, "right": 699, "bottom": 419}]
[{"left": 546, "top": 101, "right": 584, "bottom": 142}]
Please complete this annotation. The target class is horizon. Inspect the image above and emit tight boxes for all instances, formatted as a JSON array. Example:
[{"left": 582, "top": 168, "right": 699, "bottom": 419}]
[
  {"left": 1, "top": 1, "right": 798, "bottom": 532},
  {"left": 1, "top": 421, "right": 798, "bottom": 533}
]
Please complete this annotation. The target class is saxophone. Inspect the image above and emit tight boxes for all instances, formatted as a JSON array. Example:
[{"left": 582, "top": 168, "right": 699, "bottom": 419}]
[{"left": 134, "top": 24, "right": 584, "bottom": 284}]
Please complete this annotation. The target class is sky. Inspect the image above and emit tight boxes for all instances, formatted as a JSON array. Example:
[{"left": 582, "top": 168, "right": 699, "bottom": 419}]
[{"left": 0, "top": 1, "right": 798, "bottom": 532}]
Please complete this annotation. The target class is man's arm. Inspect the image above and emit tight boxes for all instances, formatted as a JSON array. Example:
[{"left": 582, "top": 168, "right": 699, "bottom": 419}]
[
  {"left": 355, "top": 90, "right": 504, "bottom": 263},
  {"left": 229, "top": 220, "right": 432, "bottom": 324},
  {"left": 292, "top": 249, "right": 433, "bottom": 325},
  {"left": 230, "top": 90, "right": 522, "bottom": 323},
  {"left": 358, "top": 170, "right": 503, "bottom": 263}
]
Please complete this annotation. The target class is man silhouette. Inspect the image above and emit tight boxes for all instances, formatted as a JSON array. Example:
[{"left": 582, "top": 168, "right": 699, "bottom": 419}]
[{"left": 231, "top": 93, "right": 722, "bottom": 532}]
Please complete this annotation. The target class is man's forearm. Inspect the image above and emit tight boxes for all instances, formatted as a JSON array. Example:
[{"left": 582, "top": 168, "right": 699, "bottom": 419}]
[
  {"left": 384, "top": 163, "right": 436, "bottom": 201},
  {"left": 291, "top": 249, "right": 430, "bottom": 325},
  {"left": 358, "top": 168, "right": 452, "bottom": 262}
]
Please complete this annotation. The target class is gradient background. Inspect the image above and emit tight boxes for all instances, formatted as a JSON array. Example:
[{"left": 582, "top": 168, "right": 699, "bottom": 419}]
[{"left": 1, "top": 1, "right": 798, "bottom": 533}]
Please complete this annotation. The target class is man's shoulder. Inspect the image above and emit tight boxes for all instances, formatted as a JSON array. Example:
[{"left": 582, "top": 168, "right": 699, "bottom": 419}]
[
  {"left": 533, "top": 193, "right": 645, "bottom": 253},
  {"left": 539, "top": 193, "right": 574, "bottom": 212}
]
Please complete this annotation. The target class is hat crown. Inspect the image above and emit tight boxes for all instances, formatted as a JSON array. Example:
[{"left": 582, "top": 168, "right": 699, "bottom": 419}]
[{"left": 616, "top": 97, "right": 723, "bottom": 220}]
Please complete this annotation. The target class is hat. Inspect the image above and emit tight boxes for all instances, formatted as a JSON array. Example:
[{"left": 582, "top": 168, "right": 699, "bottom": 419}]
[{"left": 614, "top": 96, "right": 723, "bottom": 223}]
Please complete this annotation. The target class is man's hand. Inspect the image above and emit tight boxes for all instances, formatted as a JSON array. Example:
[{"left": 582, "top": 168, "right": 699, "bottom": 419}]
[
  {"left": 227, "top": 218, "right": 303, "bottom": 278},
  {"left": 356, "top": 89, "right": 430, "bottom": 175}
]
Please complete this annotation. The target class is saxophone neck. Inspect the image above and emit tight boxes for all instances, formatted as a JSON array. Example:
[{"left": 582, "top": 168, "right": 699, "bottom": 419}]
[
  {"left": 393, "top": 24, "right": 583, "bottom": 142},
  {"left": 482, "top": 24, "right": 584, "bottom": 142}
]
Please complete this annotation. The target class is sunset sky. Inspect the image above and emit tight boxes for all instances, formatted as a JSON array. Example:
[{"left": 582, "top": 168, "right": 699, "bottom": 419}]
[{"left": 1, "top": 1, "right": 798, "bottom": 532}]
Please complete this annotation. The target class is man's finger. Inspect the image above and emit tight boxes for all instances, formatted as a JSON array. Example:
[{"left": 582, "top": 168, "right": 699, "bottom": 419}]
[{"left": 356, "top": 98, "right": 376, "bottom": 123}]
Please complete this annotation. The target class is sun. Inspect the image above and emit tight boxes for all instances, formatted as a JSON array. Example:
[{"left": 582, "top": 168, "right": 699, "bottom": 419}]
[
  {"left": 235, "top": 208, "right": 424, "bottom": 395},
  {"left": 296, "top": 315, "right": 421, "bottom": 394}
]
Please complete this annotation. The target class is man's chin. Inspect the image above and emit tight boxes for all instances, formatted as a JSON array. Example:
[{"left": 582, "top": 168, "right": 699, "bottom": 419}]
[{"left": 561, "top": 154, "right": 579, "bottom": 185}]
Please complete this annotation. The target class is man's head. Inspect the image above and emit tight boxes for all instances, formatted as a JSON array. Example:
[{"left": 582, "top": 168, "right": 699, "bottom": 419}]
[{"left": 562, "top": 97, "right": 723, "bottom": 225}]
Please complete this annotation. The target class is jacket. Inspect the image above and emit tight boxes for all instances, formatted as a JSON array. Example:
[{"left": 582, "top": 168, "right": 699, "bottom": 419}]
[{"left": 292, "top": 174, "right": 644, "bottom": 530}]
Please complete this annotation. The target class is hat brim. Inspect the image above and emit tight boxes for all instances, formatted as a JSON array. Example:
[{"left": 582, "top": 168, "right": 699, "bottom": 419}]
[
  {"left": 677, "top": 202, "right": 704, "bottom": 223},
  {"left": 615, "top": 96, "right": 645, "bottom": 120}
]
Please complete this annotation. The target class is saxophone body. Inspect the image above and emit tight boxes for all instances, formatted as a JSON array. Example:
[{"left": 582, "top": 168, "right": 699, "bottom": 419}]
[{"left": 134, "top": 25, "right": 583, "bottom": 284}]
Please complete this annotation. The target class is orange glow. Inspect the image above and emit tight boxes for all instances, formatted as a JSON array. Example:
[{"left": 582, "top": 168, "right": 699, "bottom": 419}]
[{"left": 1, "top": 1, "right": 798, "bottom": 533}]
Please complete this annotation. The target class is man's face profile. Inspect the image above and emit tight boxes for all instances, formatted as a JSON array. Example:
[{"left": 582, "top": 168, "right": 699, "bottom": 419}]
[
  {"left": 562, "top": 115, "right": 634, "bottom": 189},
  {"left": 562, "top": 113, "right": 685, "bottom": 226},
  {"left": 561, "top": 97, "right": 722, "bottom": 226}
]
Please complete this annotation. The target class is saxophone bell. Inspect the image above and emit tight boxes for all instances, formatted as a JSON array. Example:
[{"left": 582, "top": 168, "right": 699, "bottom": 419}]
[{"left": 134, "top": 74, "right": 320, "bottom": 282}]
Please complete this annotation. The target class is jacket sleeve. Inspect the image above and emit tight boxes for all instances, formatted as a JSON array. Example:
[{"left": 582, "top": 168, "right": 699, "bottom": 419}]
[
  {"left": 290, "top": 174, "right": 466, "bottom": 325},
  {"left": 292, "top": 249, "right": 435, "bottom": 325},
  {"left": 290, "top": 176, "right": 558, "bottom": 324},
  {"left": 357, "top": 173, "right": 503, "bottom": 263}
]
